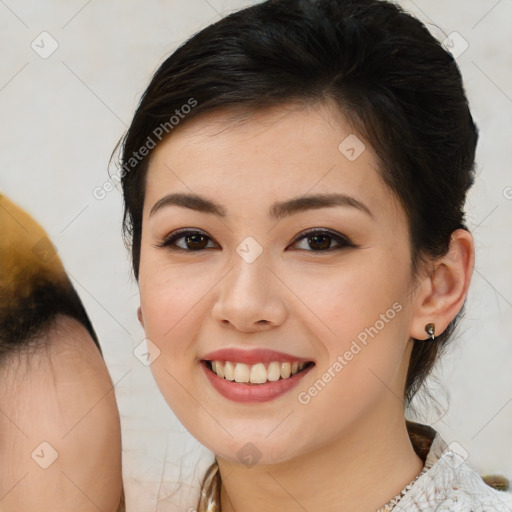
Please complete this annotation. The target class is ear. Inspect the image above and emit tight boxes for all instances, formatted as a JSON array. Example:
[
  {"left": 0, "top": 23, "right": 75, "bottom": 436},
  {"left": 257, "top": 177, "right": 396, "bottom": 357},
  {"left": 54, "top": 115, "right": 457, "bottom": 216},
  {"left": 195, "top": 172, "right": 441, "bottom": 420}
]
[
  {"left": 137, "top": 305, "right": 145, "bottom": 329},
  {"left": 410, "top": 229, "right": 475, "bottom": 341}
]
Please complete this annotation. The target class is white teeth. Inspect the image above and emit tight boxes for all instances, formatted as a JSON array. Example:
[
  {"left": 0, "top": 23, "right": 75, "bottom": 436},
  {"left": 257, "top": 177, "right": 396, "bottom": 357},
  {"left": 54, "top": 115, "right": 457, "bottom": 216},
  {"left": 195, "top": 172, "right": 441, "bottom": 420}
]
[
  {"left": 249, "top": 363, "right": 267, "bottom": 384},
  {"left": 208, "top": 359, "right": 310, "bottom": 383},
  {"left": 213, "top": 360, "right": 224, "bottom": 378},
  {"left": 267, "top": 361, "right": 281, "bottom": 381},
  {"left": 234, "top": 362, "right": 250, "bottom": 383},
  {"left": 280, "top": 362, "right": 291, "bottom": 379},
  {"left": 224, "top": 361, "right": 235, "bottom": 381}
]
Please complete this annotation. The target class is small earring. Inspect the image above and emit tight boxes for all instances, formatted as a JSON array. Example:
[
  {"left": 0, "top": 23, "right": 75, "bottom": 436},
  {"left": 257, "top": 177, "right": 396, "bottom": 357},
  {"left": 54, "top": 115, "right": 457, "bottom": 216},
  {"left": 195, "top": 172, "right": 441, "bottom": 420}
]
[{"left": 424, "top": 322, "right": 435, "bottom": 340}]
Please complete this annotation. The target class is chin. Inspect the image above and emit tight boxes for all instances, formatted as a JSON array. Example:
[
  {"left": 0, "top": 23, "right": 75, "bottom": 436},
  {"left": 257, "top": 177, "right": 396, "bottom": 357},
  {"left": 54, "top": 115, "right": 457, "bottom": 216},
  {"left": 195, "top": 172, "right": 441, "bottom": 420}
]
[
  {"left": 188, "top": 413, "right": 315, "bottom": 467},
  {"left": 203, "top": 434, "right": 306, "bottom": 467}
]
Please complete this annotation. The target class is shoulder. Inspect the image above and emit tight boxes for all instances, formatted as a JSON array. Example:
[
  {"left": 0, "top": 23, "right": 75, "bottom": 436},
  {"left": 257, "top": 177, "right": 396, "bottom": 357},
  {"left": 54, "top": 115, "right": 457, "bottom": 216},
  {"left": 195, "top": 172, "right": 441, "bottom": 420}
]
[{"left": 400, "top": 427, "right": 512, "bottom": 511}]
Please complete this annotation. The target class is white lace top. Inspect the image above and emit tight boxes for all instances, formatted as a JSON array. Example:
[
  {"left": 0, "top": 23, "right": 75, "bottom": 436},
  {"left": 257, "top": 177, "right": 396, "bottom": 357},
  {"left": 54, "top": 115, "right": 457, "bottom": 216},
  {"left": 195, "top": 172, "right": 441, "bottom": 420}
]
[{"left": 395, "top": 428, "right": 512, "bottom": 511}]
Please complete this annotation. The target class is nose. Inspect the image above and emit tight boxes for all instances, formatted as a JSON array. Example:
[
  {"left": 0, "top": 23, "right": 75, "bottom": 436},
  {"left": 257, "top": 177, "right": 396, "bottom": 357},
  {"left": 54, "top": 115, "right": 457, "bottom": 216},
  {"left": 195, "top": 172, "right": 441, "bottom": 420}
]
[{"left": 211, "top": 250, "right": 287, "bottom": 333}]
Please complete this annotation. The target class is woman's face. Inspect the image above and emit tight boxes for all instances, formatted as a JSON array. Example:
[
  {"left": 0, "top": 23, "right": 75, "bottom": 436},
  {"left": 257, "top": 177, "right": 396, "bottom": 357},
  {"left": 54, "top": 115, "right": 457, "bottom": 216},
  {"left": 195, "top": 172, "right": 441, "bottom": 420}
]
[{"left": 137, "top": 103, "right": 420, "bottom": 464}]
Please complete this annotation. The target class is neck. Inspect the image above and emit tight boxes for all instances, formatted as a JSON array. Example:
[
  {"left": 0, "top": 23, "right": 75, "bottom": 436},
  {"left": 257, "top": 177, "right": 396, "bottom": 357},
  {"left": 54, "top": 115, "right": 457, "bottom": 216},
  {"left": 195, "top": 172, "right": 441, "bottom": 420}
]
[{"left": 217, "top": 403, "right": 424, "bottom": 512}]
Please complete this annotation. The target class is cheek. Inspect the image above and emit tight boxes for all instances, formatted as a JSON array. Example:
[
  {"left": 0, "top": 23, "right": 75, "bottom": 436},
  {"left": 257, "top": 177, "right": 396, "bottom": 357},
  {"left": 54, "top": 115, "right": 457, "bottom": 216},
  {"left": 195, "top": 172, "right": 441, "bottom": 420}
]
[
  {"left": 138, "top": 262, "right": 223, "bottom": 409},
  {"left": 139, "top": 260, "right": 211, "bottom": 346},
  {"left": 295, "top": 254, "right": 408, "bottom": 345},
  {"left": 292, "top": 254, "right": 411, "bottom": 400}
]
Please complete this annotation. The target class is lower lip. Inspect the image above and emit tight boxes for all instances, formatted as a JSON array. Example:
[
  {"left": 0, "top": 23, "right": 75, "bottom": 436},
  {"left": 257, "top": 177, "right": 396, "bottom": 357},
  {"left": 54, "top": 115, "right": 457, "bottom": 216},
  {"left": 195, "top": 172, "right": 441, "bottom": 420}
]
[{"left": 201, "top": 361, "right": 314, "bottom": 403}]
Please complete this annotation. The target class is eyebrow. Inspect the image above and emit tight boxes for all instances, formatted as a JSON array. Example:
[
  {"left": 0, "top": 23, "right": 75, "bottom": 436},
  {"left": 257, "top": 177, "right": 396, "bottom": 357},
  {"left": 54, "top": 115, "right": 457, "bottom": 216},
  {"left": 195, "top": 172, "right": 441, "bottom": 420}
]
[{"left": 149, "top": 192, "right": 373, "bottom": 220}]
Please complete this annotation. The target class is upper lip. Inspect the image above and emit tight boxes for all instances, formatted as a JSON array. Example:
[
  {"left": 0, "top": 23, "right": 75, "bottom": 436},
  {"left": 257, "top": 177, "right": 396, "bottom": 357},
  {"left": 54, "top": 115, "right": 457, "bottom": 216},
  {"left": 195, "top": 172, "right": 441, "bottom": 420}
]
[{"left": 201, "top": 348, "right": 313, "bottom": 365}]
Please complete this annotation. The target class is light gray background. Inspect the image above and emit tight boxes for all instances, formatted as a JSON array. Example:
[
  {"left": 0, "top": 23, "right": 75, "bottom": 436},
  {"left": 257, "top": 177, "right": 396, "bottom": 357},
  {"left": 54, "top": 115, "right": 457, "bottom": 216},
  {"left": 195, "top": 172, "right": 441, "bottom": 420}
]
[{"left": 1, "top": 1, "right": 511, "bottom": 510}]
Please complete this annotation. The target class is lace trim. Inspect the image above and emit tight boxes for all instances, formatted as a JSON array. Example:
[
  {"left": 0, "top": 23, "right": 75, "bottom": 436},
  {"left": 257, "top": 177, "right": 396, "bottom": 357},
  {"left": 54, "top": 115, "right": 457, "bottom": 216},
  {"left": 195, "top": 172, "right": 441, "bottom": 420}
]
[{"left": 375, "top": 460, "right": 434, "bottom": 512}]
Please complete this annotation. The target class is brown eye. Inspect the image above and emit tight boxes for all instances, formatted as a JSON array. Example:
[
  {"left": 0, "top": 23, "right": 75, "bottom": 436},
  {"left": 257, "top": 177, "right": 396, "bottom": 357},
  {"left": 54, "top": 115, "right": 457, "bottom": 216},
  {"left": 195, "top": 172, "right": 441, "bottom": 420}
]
[
  {"left": 182, "top": 233, "right": 209, "bottom": 250},
  {"left": 306, "top": 233, "right": 332, "bottom": 250},
  {"left": 155, "top": 230, "right": 216, "bottom": 251},
  {"left": 292, "top": 229, "right": 354, "bottom": 252}
]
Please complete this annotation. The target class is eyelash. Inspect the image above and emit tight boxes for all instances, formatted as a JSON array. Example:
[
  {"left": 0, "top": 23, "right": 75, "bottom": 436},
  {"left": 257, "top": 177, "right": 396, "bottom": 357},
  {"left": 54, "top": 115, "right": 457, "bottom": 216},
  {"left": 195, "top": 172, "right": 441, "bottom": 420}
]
[{"left": 154, "top": 228, "right": 356, "bottom": 253}]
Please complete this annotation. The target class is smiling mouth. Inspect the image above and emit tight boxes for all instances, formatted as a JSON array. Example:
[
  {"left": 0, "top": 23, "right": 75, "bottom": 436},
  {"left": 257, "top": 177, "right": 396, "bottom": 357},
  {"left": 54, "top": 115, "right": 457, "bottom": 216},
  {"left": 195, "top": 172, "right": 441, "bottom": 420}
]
[{"left": 203, "top": 360, "right": 315, "bottom": 385}]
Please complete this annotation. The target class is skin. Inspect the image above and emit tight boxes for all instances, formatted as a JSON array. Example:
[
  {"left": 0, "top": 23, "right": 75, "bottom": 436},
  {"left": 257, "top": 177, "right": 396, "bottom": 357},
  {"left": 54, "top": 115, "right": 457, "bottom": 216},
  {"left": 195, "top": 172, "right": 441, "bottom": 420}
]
[
  {"left": 136, "top": 102, "right": 474, "bottom": 512},
  {"left": 0, "top": 314, "right": 123, "bottom": 512}
]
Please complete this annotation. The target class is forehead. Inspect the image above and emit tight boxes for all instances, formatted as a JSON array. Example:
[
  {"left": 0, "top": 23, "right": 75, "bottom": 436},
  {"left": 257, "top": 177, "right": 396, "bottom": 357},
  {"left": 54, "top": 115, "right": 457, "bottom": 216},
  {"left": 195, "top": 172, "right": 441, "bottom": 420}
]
[{"left": 143, "top": 103, "right": 401, "bottom": 225}]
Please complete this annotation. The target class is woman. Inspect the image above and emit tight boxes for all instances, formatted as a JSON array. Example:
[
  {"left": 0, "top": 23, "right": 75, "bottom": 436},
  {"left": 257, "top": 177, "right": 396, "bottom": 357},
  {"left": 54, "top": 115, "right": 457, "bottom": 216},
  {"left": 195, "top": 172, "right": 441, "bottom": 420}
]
[
  {"left": 115, "top": 0, "right": 512, "bottom": 510},
  {"left": 0, "top": 193, "right": 124, "bottom": 511}
]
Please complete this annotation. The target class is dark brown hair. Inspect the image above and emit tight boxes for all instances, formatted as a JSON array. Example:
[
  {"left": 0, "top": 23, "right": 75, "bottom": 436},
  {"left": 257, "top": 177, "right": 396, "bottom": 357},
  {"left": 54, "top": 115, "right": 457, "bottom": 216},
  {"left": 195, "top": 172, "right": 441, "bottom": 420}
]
[{"left": 115, "top": 0, "right": 478, "bottom": 407}]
